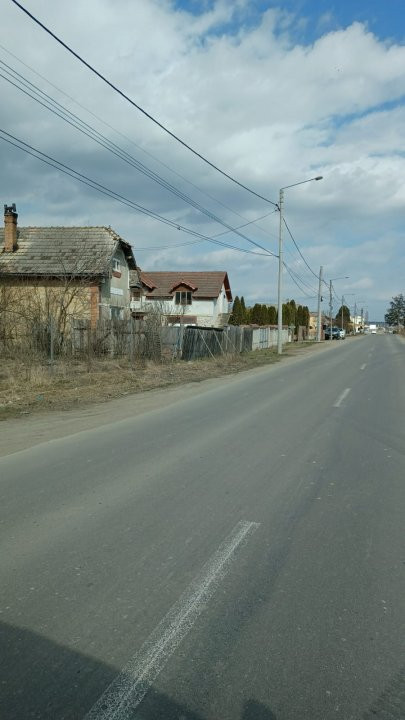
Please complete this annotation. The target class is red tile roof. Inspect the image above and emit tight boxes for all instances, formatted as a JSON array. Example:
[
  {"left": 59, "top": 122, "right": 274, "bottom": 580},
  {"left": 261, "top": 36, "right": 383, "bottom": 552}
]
[{"left": 138, "top": 271, "right": 232, "bottom": 301}]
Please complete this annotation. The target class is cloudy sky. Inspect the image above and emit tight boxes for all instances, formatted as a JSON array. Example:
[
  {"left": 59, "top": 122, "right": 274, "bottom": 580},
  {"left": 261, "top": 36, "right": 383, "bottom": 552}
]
[{"left": 1, "top": 0, "right": 405, "bottom": 320}]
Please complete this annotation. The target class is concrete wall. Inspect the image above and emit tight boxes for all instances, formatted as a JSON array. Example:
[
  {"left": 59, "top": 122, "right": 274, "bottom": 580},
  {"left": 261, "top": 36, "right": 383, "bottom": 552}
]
[
  {"left": 251, "top": 326, "right": 284, "bottom": 350},
  {"left": 104, "top": 246, "right": 131, "bottom": 318}
]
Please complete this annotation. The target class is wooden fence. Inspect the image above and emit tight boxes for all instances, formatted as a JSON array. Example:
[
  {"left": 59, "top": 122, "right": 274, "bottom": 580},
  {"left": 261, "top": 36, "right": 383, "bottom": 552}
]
[{"left": 0, "top": 316, "right": 292, "bottom": 363}]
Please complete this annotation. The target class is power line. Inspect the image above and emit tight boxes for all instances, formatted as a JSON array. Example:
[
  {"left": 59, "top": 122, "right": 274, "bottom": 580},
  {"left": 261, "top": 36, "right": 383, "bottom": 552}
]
[
  {"left": 134, "top": 211, "right": 277, "bottom": 250},
  {"left": 0, "top": 60, "right": 275, "bottom": 255},
  {"left": 0, "top": 128, "right": 275, "bottom": 258},
  {"left": 282, "top": 241, "right": 319, "bottom": 293},
  {"left": 10, "top": 0, "right": 278, "bottom": 207},
  {"left": 282, "top": 243, "right": 315, "bottom": 284},
  {"left": 282, "top": 216, "right": 319, "bottom": 280},
  {"left": 283, "top": 262, "right": 318, "bottom": 297},
  {"left": 283, "top": 262, "right": 316, "bottom": 298},
  {"left": 0, "top": 41, "right": 278, "bottom": 237}
]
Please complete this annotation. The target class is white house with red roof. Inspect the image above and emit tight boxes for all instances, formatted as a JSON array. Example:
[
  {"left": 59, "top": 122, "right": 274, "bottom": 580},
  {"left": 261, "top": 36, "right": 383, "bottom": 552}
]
[{"left": 130, "top": 270, "right": 232, "bottom": 327}]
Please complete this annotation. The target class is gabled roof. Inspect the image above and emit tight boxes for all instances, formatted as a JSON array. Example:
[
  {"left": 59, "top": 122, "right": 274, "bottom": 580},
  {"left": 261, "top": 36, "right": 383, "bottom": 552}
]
[
  {"left": 132, "top": 271, "right": 232, "bottom": 301},
  {"left": 0, "top": 226, "right": 136, "bottom": 277},
  {"left": 169, "top": 280, "right": 198, "bottom": 292}
]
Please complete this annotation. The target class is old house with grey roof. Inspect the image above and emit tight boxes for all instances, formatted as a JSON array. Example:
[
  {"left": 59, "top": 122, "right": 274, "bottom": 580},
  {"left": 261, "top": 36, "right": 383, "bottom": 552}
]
[
  {"left": 130, "top": 270, "right": 232, "bottom": 327},
  {"left": 0, "top": 204, "right": 137, "bottom": 332}
]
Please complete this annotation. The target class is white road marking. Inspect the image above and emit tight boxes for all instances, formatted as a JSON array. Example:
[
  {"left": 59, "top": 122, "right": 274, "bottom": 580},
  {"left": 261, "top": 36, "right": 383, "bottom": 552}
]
[
  {"left": 360, "top": 363, "right": 367, "bottom": 370},
  {"left": 333, "top": 388, "right": 351, "bottom": 407},
  {"left": 85, "top": 520, "right": 260, "bottom": 720}
]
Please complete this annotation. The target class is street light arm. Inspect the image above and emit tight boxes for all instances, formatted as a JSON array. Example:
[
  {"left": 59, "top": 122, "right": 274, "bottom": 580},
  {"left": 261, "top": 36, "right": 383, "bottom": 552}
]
[{"left": 280, "top": 176, "right": 323, "bottom": 192}]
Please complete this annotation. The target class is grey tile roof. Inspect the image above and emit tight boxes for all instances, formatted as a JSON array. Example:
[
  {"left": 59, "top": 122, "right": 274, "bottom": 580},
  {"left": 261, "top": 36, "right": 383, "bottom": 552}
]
[{"left": 0, "top": 226, "right": 136, "bottom": 276}]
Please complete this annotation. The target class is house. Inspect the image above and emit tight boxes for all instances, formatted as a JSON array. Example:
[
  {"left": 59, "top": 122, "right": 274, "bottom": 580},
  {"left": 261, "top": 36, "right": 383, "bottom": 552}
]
[
  {"left": 0, "top": 203, "right": 137, "bottom": 328},
  {"left": 130, "top": 270, "right": 232, "bottom": 327},
  {"left": 308, "top": 310, "right": 329, "bottom": 339}
]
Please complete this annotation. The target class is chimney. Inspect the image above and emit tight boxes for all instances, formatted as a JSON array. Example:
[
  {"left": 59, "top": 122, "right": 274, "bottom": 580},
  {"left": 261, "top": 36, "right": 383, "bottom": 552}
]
[{"left": 4, "top": 203, "right": 18, "bottom": 252}]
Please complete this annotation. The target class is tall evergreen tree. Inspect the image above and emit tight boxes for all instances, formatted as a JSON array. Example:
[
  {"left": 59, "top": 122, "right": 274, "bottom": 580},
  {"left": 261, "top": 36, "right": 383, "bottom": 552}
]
[
  {"left": 296, "top": 305, "right": 303, "bottom": 330},
  {"left": 335, "top": 305, "right": 351, "bottom": 329},
  {"left": 259, "top": 305, "right": 268, "bottom": 325},
  {"left": 250, "top": 303, "right": 262, "bottom": 324},
  {"left": 229, "top": 296, "right": 242, "bottom": 325},
  {"left": 268, "top": 306, "right": 277, "bottom": 325},
  {"left": 240, "top": 296, "right": 247, "bottom": 323}
]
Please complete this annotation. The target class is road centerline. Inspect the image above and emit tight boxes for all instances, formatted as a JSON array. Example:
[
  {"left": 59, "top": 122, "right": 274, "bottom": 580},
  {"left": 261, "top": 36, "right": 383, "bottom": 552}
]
[
  {"left": 360, "top": 363, "right": 367, "bottom": 370},
  {"left": 333, "top": 388, "right": 351, "bottom": 407},
  {"left": 84, "top": 520, "right": 260, "bottom": 720}
]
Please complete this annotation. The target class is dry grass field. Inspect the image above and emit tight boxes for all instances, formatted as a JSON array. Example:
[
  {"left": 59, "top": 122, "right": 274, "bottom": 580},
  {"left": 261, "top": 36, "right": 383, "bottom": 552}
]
[{"left": 0, "top": 342, "right": 327, "bottom": 420}]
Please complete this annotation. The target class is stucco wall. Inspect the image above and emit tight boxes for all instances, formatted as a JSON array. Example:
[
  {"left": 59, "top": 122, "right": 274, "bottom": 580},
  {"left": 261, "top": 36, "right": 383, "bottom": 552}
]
[{"left": 142, "top": 283, "right": 230, "bottom": 327}]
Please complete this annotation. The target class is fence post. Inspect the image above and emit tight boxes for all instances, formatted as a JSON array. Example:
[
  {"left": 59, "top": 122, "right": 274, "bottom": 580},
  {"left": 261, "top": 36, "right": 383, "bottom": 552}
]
[
  {"left": 87, "top": 321, "right": 92, "bottom": 372},
  {"left": 130, "top": 318, "right": 135, "bottom": 368},
  {"left": 49, "top": 316, "right": 54, "bottom": 374}
]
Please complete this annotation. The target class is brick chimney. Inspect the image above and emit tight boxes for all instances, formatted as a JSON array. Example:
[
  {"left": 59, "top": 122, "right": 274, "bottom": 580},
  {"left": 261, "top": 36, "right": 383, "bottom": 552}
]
[{"left": 4, "top": 203, "right": 18, "bottom": 252}]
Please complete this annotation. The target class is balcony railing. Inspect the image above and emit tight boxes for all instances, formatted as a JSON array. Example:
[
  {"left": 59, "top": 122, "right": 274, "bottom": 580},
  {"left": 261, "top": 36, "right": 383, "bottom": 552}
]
[{"left": 130, "top": 299, "right": 160, "bottom": 312}]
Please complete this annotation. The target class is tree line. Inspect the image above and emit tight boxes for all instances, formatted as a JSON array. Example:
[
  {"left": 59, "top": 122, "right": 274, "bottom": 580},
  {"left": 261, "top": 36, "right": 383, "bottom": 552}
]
[{"left": 229, "top": 296, "right": 310, "bottom": 330}]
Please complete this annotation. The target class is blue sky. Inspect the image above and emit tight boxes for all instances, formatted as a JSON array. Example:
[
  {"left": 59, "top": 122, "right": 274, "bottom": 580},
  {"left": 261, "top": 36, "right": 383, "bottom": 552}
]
[
  {"left": 1, "top": 0, "right": 405, "bottom": 320},
  {"left": 175, "top": 0, "right": 405, "bottom": 43}
]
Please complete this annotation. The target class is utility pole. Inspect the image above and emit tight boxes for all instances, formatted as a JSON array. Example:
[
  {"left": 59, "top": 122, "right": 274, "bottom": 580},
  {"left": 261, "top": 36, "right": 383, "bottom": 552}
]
[
  {"left": 277, "top": 188, "right": 284, "bottom": 355},
  {"left": 361, "top": 307, "right": 364, "bottom": 332},
  {"left": 353, "top": 301, "right": 357, "bottom": 335},
  {"left": 341, "top": 295, "right": 344, "bottom": 335},
  {"left": 277, "top": 175, "right": 322, "bottom": 355},
  {"left": 316, "top": 265, "right": 323, "bottom": 342},
  {"left": 329, "top": 280, "right": 333, "bottom": 341}
]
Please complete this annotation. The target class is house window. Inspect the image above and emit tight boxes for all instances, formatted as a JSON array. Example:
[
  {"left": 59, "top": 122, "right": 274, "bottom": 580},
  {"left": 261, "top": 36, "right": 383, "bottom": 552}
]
[
  {"left": 132, "top": 290, "right": 141, "bottom": 300},
  {"left": 112, "top": 258, "right": 120, "bottom": 273},
  {"left": 175, "top": 291, "right": 192, "bottom": 305},
  {"left": 111, "top": 306, "right": 122, "bottom": 320}
]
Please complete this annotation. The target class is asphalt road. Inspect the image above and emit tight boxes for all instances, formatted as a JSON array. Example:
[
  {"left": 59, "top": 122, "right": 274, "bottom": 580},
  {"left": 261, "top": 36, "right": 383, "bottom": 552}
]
[{"left": 0, "top": 335, "right": 404, "bottom": 720}]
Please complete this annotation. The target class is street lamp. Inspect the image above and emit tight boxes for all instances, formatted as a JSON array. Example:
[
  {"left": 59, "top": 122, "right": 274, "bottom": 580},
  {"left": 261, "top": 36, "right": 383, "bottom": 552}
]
[
  {"left": 328, "top": 277, "right": 349, "bottom": 341},
  {"left": 277, "top": 175, "right": 323, "bottom": 354}
]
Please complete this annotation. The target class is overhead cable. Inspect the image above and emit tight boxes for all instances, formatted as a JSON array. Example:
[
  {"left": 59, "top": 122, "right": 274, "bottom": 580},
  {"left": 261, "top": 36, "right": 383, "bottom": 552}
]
[
  {"left": 283, "top": 261, "right": 317, "bottom": 299},
  {"left": 0, "top": 128, "right": 275, "bottom": 258},
  {"left": 0, "top": 60, "right": 275, "bottom": 255},
  {"left": 134, "top": 211, "right": 277, "bottom": 250},
  {"left": 10, "top": 0, "right": 278, "bottom": 207},
  {"left": 0, "top": 41, "right": 279, "bottom": 234},
  {"left": 282, "top": 216, "right": 319, "bottom": 280}
]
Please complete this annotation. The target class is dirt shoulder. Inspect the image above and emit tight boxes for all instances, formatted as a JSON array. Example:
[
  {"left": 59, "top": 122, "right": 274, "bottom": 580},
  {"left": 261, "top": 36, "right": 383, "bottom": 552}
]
[{"left": 0, "top": 340, "right": 337, "bottom": 456}]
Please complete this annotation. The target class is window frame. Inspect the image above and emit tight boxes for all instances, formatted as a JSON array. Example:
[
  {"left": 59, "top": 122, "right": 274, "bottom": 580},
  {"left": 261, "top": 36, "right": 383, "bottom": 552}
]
[
  {"left": 110, "top": 306, "right": 122, "bottom": 320},
  {"left": 175, "top": 290, "right": 192, "bottom": 305}
]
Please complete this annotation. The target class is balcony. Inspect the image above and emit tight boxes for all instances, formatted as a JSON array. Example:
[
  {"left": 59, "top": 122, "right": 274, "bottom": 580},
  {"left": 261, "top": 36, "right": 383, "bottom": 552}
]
[{"left": 130, "top": 299, "right": 154, "bottom": 313}]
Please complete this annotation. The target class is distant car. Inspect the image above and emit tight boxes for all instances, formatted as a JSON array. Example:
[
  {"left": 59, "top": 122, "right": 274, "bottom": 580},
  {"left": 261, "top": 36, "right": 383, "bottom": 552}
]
[{"left": 324, "top": 326, "right": 340, "bottom": 340}]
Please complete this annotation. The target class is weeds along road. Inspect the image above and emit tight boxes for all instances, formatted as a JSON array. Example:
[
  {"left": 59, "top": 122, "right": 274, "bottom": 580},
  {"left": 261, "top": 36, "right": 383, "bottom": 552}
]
[{"left": 0, "top": 335, "right": 404, "bottom": 720}]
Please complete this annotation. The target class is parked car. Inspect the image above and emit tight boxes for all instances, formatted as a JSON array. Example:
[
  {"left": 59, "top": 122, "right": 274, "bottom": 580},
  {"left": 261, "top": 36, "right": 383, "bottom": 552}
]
[
  {"left": 324, "top": 326, "right": 340, "bottom": 340},
  {"left": 339, "top": 328, "right": 346, "bottom": 339}
]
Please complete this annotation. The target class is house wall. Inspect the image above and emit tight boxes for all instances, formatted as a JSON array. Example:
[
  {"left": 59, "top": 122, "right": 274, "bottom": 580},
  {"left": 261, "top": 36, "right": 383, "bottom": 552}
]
[
  {"left": 141, "top": 283, "right": 231, "bottom": 327},
  {"left": 0, "top": 277, "right": 94, "bottom": 337},
  {"left": 102, "top": 246, "right": 131, "bottom": 319}
]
